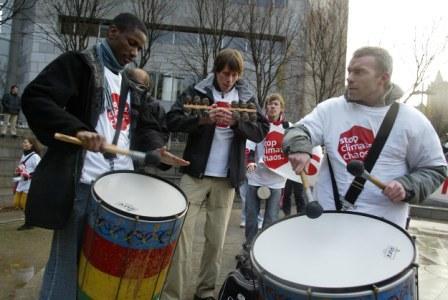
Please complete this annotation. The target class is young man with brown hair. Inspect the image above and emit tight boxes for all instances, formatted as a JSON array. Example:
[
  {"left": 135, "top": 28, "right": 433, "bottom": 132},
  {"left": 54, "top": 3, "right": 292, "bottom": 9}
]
[{"left": 162, "top": 48, "right": 269, "bottom": 300}]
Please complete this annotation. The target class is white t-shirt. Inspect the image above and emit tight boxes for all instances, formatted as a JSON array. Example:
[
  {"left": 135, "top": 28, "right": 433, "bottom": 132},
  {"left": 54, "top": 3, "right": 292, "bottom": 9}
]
[
  {"left": 204, "top": 87, "right": 238, "bottom": 177},
  {"left": 16, "top": 152, "right": 41, "bottom": 192},
  {"left": 247, "top": 123, "right": 287, "bottom": 189},
  {"left": 81, "top": 67, "right": 133, "bottom": 184},
  {"left": 298, "top": 96, "right": 446, "bottom": 227}
]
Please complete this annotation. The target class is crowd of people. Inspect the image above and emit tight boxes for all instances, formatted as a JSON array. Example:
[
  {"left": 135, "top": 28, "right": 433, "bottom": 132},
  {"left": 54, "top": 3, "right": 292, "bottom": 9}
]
[{"left": 4, "top": 12, "right": 445, "bottom": 300}]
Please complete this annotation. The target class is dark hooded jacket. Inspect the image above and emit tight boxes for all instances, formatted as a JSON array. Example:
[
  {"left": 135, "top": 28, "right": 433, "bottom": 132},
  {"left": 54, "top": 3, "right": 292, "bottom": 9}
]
[
  {"left": 21, "top": 47, "right": 166, "bottom": 229},
  {"left": 167, "top": 74, "right": 269, "bottom": 188}
]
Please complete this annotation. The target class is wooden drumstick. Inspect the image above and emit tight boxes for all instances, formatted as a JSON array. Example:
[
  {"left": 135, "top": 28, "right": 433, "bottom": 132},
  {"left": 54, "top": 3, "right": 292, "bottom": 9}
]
[
  {"left": 54, "top": 133, "right": 147, "bottom": 161},
  {"left": 183, "top": 104, "right": 256, "bottom": 113},
  {"left": 346, "top": 160, "right": 387, "bottom": 190},
  {"left": 300, "top": 171, "right": 323, "bottom": 219}
]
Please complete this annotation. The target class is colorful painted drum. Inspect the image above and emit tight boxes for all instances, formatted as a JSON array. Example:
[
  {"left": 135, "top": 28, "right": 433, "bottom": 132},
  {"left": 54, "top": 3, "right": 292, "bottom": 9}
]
[
  {"left": 78, "top": 171, "right": 187, "bottom": 300},
  {"left": 250, "top": 212, "right": 417, "bottom": 299}
]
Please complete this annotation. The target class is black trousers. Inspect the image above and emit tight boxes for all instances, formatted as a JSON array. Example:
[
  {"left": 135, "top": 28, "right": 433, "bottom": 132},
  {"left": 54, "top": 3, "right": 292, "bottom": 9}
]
[{"left": 282, "top": 179, "right": 305, "bottom": 215}]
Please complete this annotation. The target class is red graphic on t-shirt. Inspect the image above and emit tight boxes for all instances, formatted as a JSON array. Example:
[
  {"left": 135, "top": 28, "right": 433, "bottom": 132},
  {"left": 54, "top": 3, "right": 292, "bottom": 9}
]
[
  {"left": 338, "top": 126, "right": 374, "bottom": 163},
  {"left": 264, "top": 131, "right": 288, "bottom": 169},
  {"left": 306, "top": 154, "right": 321, "bottom": 175},
  {"left": 216, "top": 101, "right": 230, "bottom": 128},
  {"left": 442, "top": 178, "right": 448, "bottom": 195},
  {"left": 107, "top": 93, "right": 130, "bottom": 130}
]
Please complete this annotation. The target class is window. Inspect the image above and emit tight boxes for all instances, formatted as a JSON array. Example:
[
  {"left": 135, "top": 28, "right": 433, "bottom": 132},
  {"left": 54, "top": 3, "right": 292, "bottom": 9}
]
[
  {"left": 151, "top": 72, "right": 185, "bottom": 102},
  {"left": 275, "top": 0, "right": 287, "bottom": 8},
  {"left": 154, "top": 30, "right": 174, "bottom": 45},
  {"left": 226, "top": 37, "right": 248, "bottom": 52},
  {"left": 174, "top": 32, "right": 198, "bottom": 46},
  {"left": 256, "top": 0, "right": 271, "bottom": 6}
]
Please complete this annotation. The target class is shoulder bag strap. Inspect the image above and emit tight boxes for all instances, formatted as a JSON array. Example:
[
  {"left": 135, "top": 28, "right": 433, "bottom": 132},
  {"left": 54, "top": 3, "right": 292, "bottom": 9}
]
[{"left": 344, "top": 102, "right": 400, "bottom": 204}]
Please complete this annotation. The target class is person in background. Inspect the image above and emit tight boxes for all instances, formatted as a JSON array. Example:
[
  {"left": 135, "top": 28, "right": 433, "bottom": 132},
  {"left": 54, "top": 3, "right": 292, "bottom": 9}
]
[
  {"left": 1, "top": 84, "right": 21, "bottom": 138},
  {"left": 283, "top": 46, "right": 447, "bottom": 228},
  {"left": 13, "top": 136, "right": 42, "bottom": 230},
  {"left": 239, "top": 144, "right": 263, "bottom": 229},
  {"left": 125, "top": 67, "right": 170, "bottom": 169},
  {"left": 244, "top": 93, "right": 289, "bottom": 249}
]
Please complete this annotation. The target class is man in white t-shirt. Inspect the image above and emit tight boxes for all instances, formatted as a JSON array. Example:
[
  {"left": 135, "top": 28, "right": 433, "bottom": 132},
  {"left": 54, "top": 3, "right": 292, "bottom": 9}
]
[
  {"left": 283, "top": 46, "right": 447, "bottom": 228},
  {"left": 162, "top": 49, "right": 269, "bottom": 300}
]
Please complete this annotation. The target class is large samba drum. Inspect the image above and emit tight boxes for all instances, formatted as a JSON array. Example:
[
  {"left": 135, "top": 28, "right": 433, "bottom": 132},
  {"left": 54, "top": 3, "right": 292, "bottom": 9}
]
[
  {"left": 78, "top": 171, "right": 187, "bottom": 300},
  {"left": 250, "top": 212, "right": 418, "bottom": 299}
]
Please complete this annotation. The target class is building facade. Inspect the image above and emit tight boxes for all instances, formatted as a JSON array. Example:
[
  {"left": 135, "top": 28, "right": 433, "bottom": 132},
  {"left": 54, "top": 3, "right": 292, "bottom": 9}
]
[{"left": 4, "top": 0, "right": 347, "bottom": 121}]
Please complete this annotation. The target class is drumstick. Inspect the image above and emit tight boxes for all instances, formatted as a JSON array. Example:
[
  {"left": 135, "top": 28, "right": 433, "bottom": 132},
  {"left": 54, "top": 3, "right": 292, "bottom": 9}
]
[
  {"left": 346, "top": 160, "right": 386, "bottom": 190},
  {"left": 183, "top": 104, "right": 256, "bottom": 113},
  {"left": 55, "top": 132, "right": 147, "bottom": 161},
  {"left": 300, "top": 171, "right": 323, "bottom": 219},
  {"left": 54, "top": 133, "right": 190, "bottom": 167}
]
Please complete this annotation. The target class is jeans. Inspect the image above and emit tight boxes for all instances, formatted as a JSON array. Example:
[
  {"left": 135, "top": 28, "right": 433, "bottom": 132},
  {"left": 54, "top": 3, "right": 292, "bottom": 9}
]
[
  {"left": 244, "top": 185, "right": 281, "bottom": 245},
  {"left": 239, "top": 179, "right": 263, "bottom": 224},
  {"left": 39, "top": 183, "right": 92, "bottom": 300},
  {"left": 1, "top": 113, "right": 18, "bottom": 135}
]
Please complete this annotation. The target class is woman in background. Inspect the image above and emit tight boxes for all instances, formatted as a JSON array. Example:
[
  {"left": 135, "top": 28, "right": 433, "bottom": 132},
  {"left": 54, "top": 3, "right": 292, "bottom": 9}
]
[{"left": 13, "top": 136, "right": 42, "bottom": 230}]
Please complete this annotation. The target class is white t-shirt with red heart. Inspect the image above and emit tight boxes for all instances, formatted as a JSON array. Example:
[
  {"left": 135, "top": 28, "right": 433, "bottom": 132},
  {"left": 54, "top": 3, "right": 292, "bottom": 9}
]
[
  {"left": 81, "top": 67, "right": 133, "bottom": 184},
  {"left": 298, "top": 96, "right": 446, "bottom": 227}
]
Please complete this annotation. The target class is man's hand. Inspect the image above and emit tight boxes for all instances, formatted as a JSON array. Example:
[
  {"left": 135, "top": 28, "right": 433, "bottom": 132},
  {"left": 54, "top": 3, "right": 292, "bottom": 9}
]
[
  {"left": 383, "top": 180, "right": 407, "bottom": 202},
  {"left": 288, "top": 152, "right": 311, "bottom": 175},
  {"left": 247, "top": 162, "right": 256, "bottom": 173},
  {"left": 198, "top": 103, "right": 236, "bottom": 126},
  {"left": 76, "top": 131, "right": 106, "bottom": 152},
  {"left": 215, "top": 106, "right": 236, "bottom": 127},
  {"left": 159, "top": 147, "right": 190, "bottom": 167}
]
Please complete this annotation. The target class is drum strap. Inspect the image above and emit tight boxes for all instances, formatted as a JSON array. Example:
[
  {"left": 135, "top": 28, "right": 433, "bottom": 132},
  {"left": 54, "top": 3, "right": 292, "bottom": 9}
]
[
  {"left": 327, "top": 155, "right": 343, "bottom": 211},
  {"left": 327, "top": 102, "right": 400, "bottom": 209},
  {"left": 103, "top": 75, "right": 130, "bottom": 167},
  {"left": 344, "top": 102, "right": 400, "bottom": 205}
]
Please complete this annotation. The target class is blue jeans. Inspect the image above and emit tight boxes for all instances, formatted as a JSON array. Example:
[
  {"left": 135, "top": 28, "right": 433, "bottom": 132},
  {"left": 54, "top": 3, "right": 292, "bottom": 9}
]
[
  {"left": 239, "top": 179, "right": 263, "bottom": 224},
  {"left": 39, "top": 183, "right": 92, "bottom": 300},
  {"left": 244, "top": 185, "right": 281, "bottom": 245}
]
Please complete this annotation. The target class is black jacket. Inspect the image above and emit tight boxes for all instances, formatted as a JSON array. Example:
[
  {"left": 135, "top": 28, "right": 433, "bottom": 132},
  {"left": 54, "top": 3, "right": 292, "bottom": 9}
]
[
  {"left": 167, "top": 74, "right": 269, "bottom": 188},
  {"left": 2, "top": 93, "right": 21, "bottom": 114},
  {"left": 21, "top": 47, "right": 165, "bottom": 229}
]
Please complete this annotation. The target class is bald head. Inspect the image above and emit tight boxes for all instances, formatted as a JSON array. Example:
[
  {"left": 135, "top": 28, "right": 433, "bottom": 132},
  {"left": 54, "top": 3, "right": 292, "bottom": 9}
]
[{"left": 127, "top": 68, "right": 151, "bottom": 88}]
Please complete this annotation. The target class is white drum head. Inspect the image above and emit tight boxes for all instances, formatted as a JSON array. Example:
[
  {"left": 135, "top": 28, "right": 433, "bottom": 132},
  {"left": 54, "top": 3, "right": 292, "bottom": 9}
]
[
  {"left": 251, "top": 212, "right": 415, "bottom": 291},
  {"left": 93, "top": 172, "right": 187, "bottom": 219}
]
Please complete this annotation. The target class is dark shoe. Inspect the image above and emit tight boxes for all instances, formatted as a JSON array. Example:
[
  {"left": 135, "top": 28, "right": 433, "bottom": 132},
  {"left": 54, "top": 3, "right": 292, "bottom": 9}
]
[
  {"left": 0, "top": 134, "right": 4, "bottom": 138},
  {"left": 17, "top": 224, "right": 34, "bottom": 231},
  {"left": 193, "top": 295, "right": 215, "bottom": 300},
  {"left": 12, "top": 134, "right": 18, "bottom": 138}
]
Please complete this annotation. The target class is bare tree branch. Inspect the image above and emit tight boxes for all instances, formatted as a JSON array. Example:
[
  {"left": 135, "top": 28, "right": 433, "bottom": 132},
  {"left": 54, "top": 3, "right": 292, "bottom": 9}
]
[
  {"left": 0, "top": 0, "right": 37, "bottom": 26},
  {"left": 300, "top": 1, "right": 348, "bottom": 106},
  {"left": 36, "top": 0, "right": 119, "bottom": 52},
  {"left": 131, "top": 0, "right": 175, "bottom": 68},
  {"left": 402, "top": 24, "right": 447, "bottom": 103},
  {"left": 240, "top": 2, "right": 299, "bottom": 107},
  {"left": 177, "top": 0, "right": 239, "bottom": 81}
]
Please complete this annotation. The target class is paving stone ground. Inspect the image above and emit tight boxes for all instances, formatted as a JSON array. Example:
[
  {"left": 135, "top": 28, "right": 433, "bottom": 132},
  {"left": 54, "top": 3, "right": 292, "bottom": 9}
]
[{"left": 1, "top": 208, "right": 447, "bottom": 300}]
